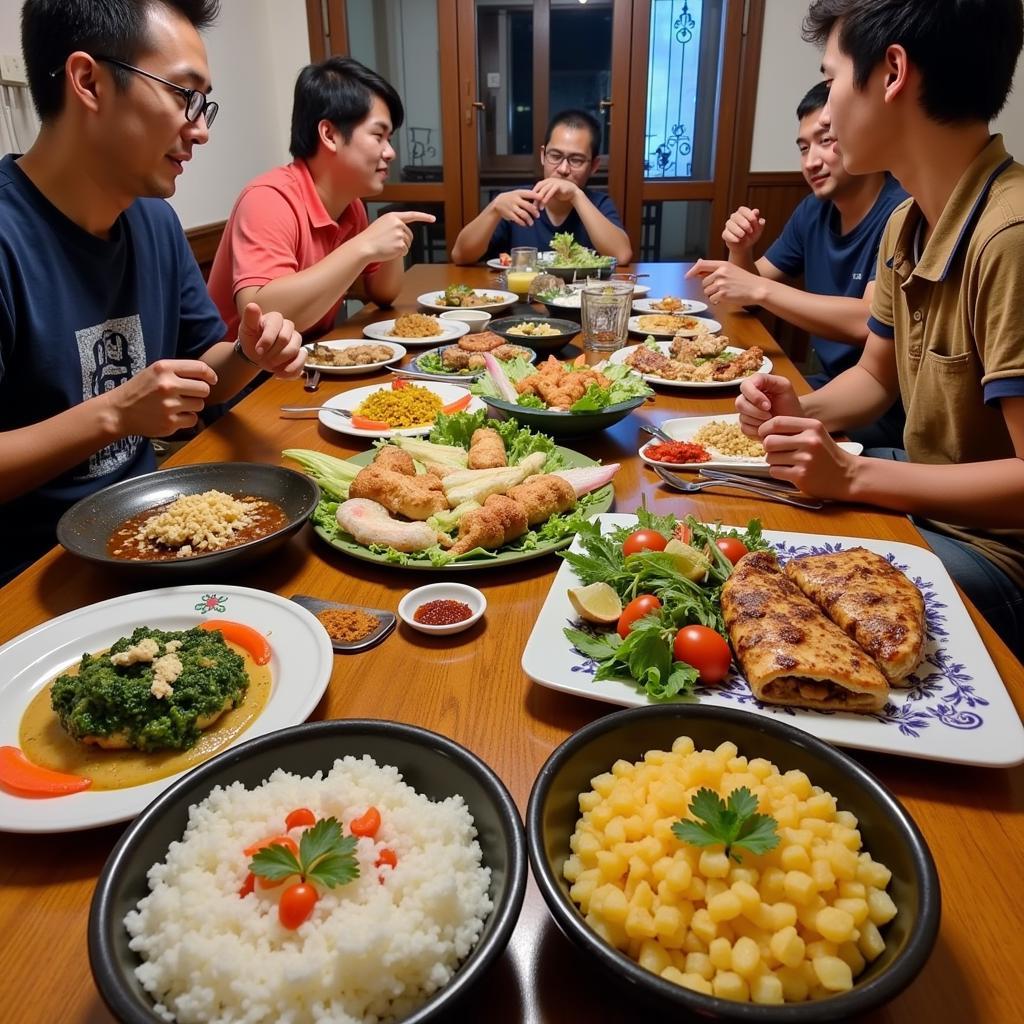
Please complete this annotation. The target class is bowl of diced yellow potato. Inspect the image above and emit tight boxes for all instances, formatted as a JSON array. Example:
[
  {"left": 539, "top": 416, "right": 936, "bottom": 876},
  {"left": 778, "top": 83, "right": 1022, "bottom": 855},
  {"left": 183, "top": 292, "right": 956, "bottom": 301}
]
[{"left": 526, "top": 704, "right": 939, "bottom": 1020}]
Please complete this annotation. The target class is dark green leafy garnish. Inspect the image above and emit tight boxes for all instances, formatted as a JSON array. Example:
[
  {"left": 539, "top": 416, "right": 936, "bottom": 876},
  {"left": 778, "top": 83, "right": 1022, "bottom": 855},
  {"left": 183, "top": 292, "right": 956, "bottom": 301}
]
[
  {"left": 671, "top": 786, "right": 779, "bottom": 863},
  {"left": 250, "top": 817, "right": 360, "bottom": 888}
]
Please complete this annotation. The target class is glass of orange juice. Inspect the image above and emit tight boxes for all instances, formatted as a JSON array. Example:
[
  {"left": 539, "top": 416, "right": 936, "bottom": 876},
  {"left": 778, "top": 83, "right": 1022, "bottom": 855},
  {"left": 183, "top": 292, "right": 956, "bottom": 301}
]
[{"left": 506, "top": 246, "right": 539, "bottom": 298}]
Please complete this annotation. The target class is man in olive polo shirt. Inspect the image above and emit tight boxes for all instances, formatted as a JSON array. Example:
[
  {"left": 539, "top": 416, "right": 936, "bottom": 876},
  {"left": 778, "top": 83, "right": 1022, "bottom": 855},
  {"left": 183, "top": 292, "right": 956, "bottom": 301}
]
[{"left": 735, "top": 0, "right": 1024, "bottom": 658}]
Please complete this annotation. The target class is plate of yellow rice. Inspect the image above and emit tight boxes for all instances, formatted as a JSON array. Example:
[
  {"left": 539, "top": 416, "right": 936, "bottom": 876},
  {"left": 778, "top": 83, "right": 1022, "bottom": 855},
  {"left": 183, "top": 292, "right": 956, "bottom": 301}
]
[
  {"left": 318, "top": 381, "right": 487, "bottom": 439},
  {"left": 363, "top": 314, "right": 470, "bottom": 347}
]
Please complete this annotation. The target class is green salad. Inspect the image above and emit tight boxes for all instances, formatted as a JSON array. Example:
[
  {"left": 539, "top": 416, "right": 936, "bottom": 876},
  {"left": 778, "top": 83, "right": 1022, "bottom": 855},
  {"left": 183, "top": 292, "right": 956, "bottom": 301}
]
[
  {"left": 471, "top": 356, "right": 653, "bottom": 412},
  {"left": 546, "top": 231, "right": 614, "bottom": 268}
]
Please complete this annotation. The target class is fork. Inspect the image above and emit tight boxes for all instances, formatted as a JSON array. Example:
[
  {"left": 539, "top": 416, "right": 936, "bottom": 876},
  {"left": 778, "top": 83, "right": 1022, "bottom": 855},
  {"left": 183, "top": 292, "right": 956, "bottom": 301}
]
[
  {"left": 652, "top": 465, "right": 824, "bottom": 509},
  {"left": 279, "top": 404, "right": 351, "bottom": 418}
]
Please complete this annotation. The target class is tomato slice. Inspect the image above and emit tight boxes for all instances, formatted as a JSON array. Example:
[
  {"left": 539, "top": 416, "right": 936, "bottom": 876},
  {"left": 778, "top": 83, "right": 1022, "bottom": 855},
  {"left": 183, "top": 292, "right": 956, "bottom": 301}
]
[
  {"left": 350, "top": 806, "right": 382, "bottom": 837},
  {"left": 244, "top": 834, "right": 299, "bottom": 857},
  {"left": 0, "top": 746, "right": 91, "bottom": 797},
  {"left": 441, "top": 393, "right": 473, "bottom": 415},
  {"left": 351, "top": 415, "right": 392, "bottom": 430},
  {"left": 285, "top": 807, "right": 317, "bottom": 831},
  {"left": 376, "top": 848, "right": 398, "bottom": 869},
  {"left": 392, "top": 379, "right": 412, "bottom": 389},
  {"left": 198, "top": 620, "right": 271, "bottom": 665}
]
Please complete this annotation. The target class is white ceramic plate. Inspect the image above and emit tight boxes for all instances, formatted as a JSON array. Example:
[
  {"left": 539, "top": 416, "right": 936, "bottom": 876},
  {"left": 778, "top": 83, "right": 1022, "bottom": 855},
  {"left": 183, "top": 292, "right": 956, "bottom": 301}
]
[
  {"left": 485, "top": 257, "right": 511, "bottom": 271},
  {"left": 522, "top": 514, "right": 1024, "bottom": 768},
  {"left": 0, "top": 585, "right": 334, "bottom": 833},
  {"left": 638, "top": 413, "right": 863, "bottom": 474},
  {"left": 632, "top": 297, "right": 709, "bottom": 315},
  {"left": 417, "top": 290, "right": 518, "bottom": 313},
  {"left": 539, "top": 284, "right": 651, "bottom": 310},
  {"left": 609, "top": 345, "right": 771, "bottom": 389},
  {"left": 318, "top": 380, "right": 486, "bottom": 439},
  {"left": 363, "top": 317, "right": 470, "bottom": 348},
  {"left": 628, "top": 314, "right": 723, "bottom": 338},
  {"left": 303, "top": 339, "right": 406, "bottom": 375}
]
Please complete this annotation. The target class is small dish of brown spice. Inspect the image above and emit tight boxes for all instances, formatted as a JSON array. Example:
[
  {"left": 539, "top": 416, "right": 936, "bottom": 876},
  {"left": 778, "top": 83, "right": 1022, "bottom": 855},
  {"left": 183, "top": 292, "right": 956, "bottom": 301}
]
[
  {"left": 398, "top": 583, "right": 486, "bottom": 636},
  {"left": 290, "top": 596, "right": 396, "bottom": 652}
]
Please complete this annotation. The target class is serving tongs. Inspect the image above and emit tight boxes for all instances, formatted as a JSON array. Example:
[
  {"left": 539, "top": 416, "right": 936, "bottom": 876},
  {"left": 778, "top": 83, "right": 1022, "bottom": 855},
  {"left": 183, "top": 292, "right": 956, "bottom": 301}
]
[{"left": 652, "top": 464, "right": 824, "bottom": 510}]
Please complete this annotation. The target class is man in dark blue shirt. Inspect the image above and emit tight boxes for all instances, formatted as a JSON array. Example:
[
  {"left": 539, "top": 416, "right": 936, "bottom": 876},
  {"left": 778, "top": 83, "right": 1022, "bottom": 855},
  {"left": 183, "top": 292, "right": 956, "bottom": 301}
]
[
  {"left": 451, "top": 109, "right": 632, "bottom": 265},
  {"left": 688, "top": 82, "right": 907, "bottom": 446},
  {"left": 0, "top": 0, "right": 306, "bottom": 583}
]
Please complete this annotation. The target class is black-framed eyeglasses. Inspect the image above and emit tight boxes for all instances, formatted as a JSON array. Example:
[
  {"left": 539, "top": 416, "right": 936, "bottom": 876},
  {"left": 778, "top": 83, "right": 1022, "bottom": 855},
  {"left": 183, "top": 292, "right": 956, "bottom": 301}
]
[
  {"left": 543, "top": 149, "right": 590, "bottom": 170},
  {"left": 51, "top": 56, "right": 219, "bottom": 128}
]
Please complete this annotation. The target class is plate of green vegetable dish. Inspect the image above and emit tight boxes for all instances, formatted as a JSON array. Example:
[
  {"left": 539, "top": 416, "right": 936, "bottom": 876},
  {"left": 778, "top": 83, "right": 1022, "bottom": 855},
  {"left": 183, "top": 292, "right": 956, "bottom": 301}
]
[
  {"left": 539, "top": 233, "right": 617, "bottom": 281},
  {"left": 287, "top": 411, "right": 617, "bottom": 571},
  {"left": 0, "top": 585, "right": 333, "bottom": 833}
]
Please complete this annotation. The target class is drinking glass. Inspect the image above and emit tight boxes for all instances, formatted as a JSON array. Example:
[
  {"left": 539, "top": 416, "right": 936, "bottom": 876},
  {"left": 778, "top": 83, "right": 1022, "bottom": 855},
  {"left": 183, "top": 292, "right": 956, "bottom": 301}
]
[
  {"left": 580, "top": 282, "right": 633, "bottom": 353},
  {"left": 507, "top": 246, "right": 539, "bottom": 299}
]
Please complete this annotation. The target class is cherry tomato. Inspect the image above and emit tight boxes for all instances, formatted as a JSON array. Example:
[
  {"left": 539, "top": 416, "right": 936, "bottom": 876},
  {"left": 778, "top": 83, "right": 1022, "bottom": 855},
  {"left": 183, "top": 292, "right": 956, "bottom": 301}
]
[
  {"left": 715, "top": 537, "right": 749, "bottom": 565},
  {"left": 673, "top": 625, "right": 732, "bottom": 685},
  {"left": 238, "top": 873, "right": 255, "bottom": 898},
  {"left": 278, "top": 882, "right": 319, "bottom": 929},
  {"left": 350, "top": 806, "right": 382, "bottom": 838},
  {"left": 244, "top": 834, "right": 299, "bottom": 858},
  {"left": 622, "top": 529, "right": 668, "bottom": 556},
  {"left": 616, "top": 595, "right": 662, "bottom": 639},
  {"left": 285, "top": 807, "right": 317, "bottom": 831},
  {"left": 376, "top": 848, "right": 398, "bottom": 869},
  {"left": 673, "top": 523, "right": 692, "bottom": 545}
]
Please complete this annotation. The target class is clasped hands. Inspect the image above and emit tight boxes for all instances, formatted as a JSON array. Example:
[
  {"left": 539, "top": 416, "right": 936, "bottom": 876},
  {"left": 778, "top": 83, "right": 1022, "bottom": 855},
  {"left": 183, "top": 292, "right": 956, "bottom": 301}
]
[
  {"left": 737, "top": 373, "right": 859, "bottom": 500},
  {"left": 491, "top": 177, "right": 580, "bottom": 227}
]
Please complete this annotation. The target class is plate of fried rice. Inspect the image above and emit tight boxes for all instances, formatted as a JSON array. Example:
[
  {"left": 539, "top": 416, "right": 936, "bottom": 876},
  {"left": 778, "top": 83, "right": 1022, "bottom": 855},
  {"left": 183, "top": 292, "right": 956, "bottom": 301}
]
[
  {"left": 318, "top": 381, "right": 487, "bottom": 439},
  {"left": 363, "top": 314, "right": 469, "bottom": 347}
]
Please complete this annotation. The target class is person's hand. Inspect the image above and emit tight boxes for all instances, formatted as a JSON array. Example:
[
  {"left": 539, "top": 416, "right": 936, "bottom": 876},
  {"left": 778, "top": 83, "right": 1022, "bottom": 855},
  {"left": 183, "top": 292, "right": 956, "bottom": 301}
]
[
  {"left": 357, "top": 210, "right": 436, "bottom": 263},
  {"left": 722, "top": 206, "right": 766, "bottom": 254},
  {"left": 237, "top": 302, "right": 305, "bottom": 378},
  {"left": 490, "top": 188, "right": 542, "bottom": 227},
  {"left": 736, "top": 373, "right": 803, "bottom": 436},
  {"left": 759, "top": 415, "right": 860, "bottom": 500},
  {"left": 686, "top": 259, "right": 766, "bottom": 306},
  {"left": 531, "top": 176, "right": 580, "bottom": 206},
  {"left": 104, "top": 359, "right": 218, "bottom": 437}
]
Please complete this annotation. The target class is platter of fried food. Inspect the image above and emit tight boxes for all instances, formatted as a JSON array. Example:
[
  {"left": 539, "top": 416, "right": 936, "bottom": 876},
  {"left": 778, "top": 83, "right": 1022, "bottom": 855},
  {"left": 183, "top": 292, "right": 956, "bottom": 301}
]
[
  {"left": 627, "top": 314, "right": 723, "bottom": 338},
  {"left": 302, "top": 339, "right": 407, "bottom": 375},
  {"left": 317, "top": 381, "right": 487, "bottom": 439},
  {"left": 408, "top": 332, "right": 537, "bottom": 379},
  {"left": 363, "top": 313, "right": 469, "bottom": 347},
  {"left": 284, "top": 411, "right": 619, "bottom": 570},
  {"left": 0, "top": 585, "right": 333, "bottom": 832},
  {"left": 610, "top": 336, "right": 770, "bottom": 388},
  {"left": 638, "top": 414, "right": 863, "bottom": 475},
  {"left": 632, "top": 295, "right": 709, "bottom": 315},
  {"left": 521, "top": 512, "right": 1024, "bottom": 766}
]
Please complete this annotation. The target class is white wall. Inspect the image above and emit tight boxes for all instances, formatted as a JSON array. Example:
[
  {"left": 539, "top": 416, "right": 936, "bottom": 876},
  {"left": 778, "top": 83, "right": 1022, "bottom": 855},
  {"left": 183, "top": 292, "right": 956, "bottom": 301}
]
[
  {"left": 751, "top": 0, "right": 1024, "bottom": 172},
  {"left": 0, "top": 0, "right": 309, "bottom": 229}
]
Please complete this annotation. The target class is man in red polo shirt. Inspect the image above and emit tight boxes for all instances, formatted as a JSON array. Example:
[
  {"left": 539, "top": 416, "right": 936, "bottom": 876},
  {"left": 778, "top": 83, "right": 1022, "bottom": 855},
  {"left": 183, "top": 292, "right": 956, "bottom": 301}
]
[{"left": 208, "top": 57, "right": 434, "bottom": 338}]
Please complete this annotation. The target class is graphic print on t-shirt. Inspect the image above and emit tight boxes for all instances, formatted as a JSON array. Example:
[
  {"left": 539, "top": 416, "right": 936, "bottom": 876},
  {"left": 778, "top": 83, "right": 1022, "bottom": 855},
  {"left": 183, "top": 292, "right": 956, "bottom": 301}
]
[{"left": 75, "top": 315, "right": 145, "bottom": 478}]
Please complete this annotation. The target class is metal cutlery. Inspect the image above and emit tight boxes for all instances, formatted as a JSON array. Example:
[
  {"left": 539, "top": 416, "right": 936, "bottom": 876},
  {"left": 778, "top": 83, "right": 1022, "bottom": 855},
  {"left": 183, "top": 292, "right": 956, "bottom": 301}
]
[
  {"left": 640, "top": 423, "right": 676, "bottom": 443},
  {"left": 390, "top": 366, "right": 475, "bottom": 383},
  {"left": 652, "top": 464, "right": 824, "bottom": 509},
  {"left": 302, "top": 366, "right": 321, "bottom": 393},
  {"left": 279, "top": 404, "right": 351, "bottom": 419},
  {"left": 698, "top": 467, "right": 803, "bottom": 495}
]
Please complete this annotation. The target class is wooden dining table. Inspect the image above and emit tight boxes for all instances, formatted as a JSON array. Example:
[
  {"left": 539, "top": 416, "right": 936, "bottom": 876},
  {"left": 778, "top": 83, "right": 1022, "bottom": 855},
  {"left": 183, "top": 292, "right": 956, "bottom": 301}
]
[{"left": 1, "top": 263, "right": 1022, "bottom": 1024}]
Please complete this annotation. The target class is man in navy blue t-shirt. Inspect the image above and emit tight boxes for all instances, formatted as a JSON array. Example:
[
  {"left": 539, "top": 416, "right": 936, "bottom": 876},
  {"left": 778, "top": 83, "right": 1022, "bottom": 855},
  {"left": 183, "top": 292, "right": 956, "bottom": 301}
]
[
  {"left": 0, "top": 0, "right": 307, "bottom": 584},
  {"left": 451, "top": 109, "right": 632, "bottom": 265},
  {"left": 688, "top": 82, "right": 907, "bottom": 447}
]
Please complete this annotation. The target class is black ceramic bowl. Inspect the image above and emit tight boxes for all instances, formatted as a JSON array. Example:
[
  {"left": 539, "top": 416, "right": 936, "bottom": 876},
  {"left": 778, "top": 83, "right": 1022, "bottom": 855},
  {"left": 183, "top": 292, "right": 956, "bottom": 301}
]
[
  {"left": 89, "top": 719, "right": 528, "bottom": 1024},
  {"left": 527, "top": 705, "right": 940, "bottom": 1021},
  {"left": 488, "top": 315, "right": 581, "bottom": 353},
  {"left": 478, "top": 393, "right": 647, "bottom": 438},
  {"left": 57, "top": 461, "right": 319, "bottom": 575}
]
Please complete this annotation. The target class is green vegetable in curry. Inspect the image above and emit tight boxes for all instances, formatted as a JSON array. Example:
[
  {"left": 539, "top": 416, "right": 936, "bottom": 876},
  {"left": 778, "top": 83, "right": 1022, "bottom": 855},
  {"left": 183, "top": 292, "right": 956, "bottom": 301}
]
[{"left": 50, "top": 626, "right": 248, "bottom": 752}]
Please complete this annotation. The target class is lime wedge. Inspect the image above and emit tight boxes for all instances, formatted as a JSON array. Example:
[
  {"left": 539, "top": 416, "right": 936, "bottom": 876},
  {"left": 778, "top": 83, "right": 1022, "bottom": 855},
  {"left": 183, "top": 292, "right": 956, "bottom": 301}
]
[
  {"left": 568, "top": 582, "right": 623, "bottom": 624},
  {"left": 664, "top": 539, "right": 711, "bottom": 581}
]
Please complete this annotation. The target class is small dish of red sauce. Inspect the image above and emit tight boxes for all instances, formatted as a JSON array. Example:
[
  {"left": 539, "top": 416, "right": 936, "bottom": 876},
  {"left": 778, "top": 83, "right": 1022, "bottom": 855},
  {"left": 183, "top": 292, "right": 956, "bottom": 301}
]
[{"left": 398, "top": 583, "right": 486, "bottom": 636}]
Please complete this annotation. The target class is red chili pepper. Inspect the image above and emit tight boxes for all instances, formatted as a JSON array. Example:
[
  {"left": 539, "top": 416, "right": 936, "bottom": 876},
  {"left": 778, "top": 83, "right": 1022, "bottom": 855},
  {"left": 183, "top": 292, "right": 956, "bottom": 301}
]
[
  {"left": 441, "top": 393, "right": 473, "bottom": 415},
  {"left": 350, "top": 806, "right": 381, "bottom": 838},
  {"left": 351, "top": 414, "right": 392, "bottom": 430}
]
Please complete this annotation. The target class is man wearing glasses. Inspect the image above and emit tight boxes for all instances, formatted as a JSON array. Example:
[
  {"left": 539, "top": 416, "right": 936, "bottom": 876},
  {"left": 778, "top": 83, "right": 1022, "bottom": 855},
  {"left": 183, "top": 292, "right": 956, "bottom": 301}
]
[
  {"left": 452, "top": 108, "right": 632, "bottom": 265},
  {"left": 0, "top": 0, "right": 304, "bottom": 584}
]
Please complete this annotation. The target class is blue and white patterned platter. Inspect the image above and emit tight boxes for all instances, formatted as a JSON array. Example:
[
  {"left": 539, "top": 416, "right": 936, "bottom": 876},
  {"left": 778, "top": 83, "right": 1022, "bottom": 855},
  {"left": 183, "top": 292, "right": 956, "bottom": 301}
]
[{"left": 521, "top": 514, "right": 1024, "bottom": 767}]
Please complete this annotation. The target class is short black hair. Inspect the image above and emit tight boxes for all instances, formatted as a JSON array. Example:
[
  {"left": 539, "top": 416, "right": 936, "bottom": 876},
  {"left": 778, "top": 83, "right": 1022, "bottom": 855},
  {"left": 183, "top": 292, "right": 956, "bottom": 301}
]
[
  {"left": 22, "top": 0, "right": 220, "bottom": 122},
  {"left": 803, "top": 0, "right": 1024, "bottom": 123},
  {"left": 289, "top": 56, "right": 404, "bottom": 160},
  {"left": 544, "top": 108, "right": 602, "bottom": 158},
  {"left": 796, "top": 81, "right": 831, "bottom": 120}
]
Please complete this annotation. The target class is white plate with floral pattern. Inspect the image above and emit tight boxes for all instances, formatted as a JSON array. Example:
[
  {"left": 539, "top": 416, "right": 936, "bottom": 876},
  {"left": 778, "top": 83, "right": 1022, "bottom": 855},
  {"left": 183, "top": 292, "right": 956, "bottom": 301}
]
[{"left": 521, "top": 514, "right": 1024, "bottom": 767}]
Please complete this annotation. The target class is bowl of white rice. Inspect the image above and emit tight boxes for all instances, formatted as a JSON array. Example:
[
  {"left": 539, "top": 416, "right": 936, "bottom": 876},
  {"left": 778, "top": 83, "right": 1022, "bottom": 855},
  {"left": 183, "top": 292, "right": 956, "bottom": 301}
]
[{"left": 89, "top": 719, "right": 527, "bottom": 1023}]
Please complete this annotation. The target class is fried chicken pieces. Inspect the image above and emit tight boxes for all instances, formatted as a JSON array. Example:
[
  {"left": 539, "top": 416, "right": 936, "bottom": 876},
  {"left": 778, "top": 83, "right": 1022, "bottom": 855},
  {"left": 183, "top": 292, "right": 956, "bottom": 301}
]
[
  {"left": 625, "top": 332, "right": 764, "bottom": 383},
  {"left": 349, "top": 455, "right": 448, "bottom": 520},
  {"left": 515, "top": 356, "right": 611, "bottom": 411}
]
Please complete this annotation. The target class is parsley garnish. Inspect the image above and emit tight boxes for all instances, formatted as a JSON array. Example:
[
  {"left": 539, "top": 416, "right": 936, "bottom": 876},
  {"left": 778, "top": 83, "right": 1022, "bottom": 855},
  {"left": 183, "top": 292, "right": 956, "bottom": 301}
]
[
  {"left": 249, "top": 817, "right": 360, "bottom": 888},
  {"left": 671, "top": 787, "right": 779, "bottom": 863}
]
